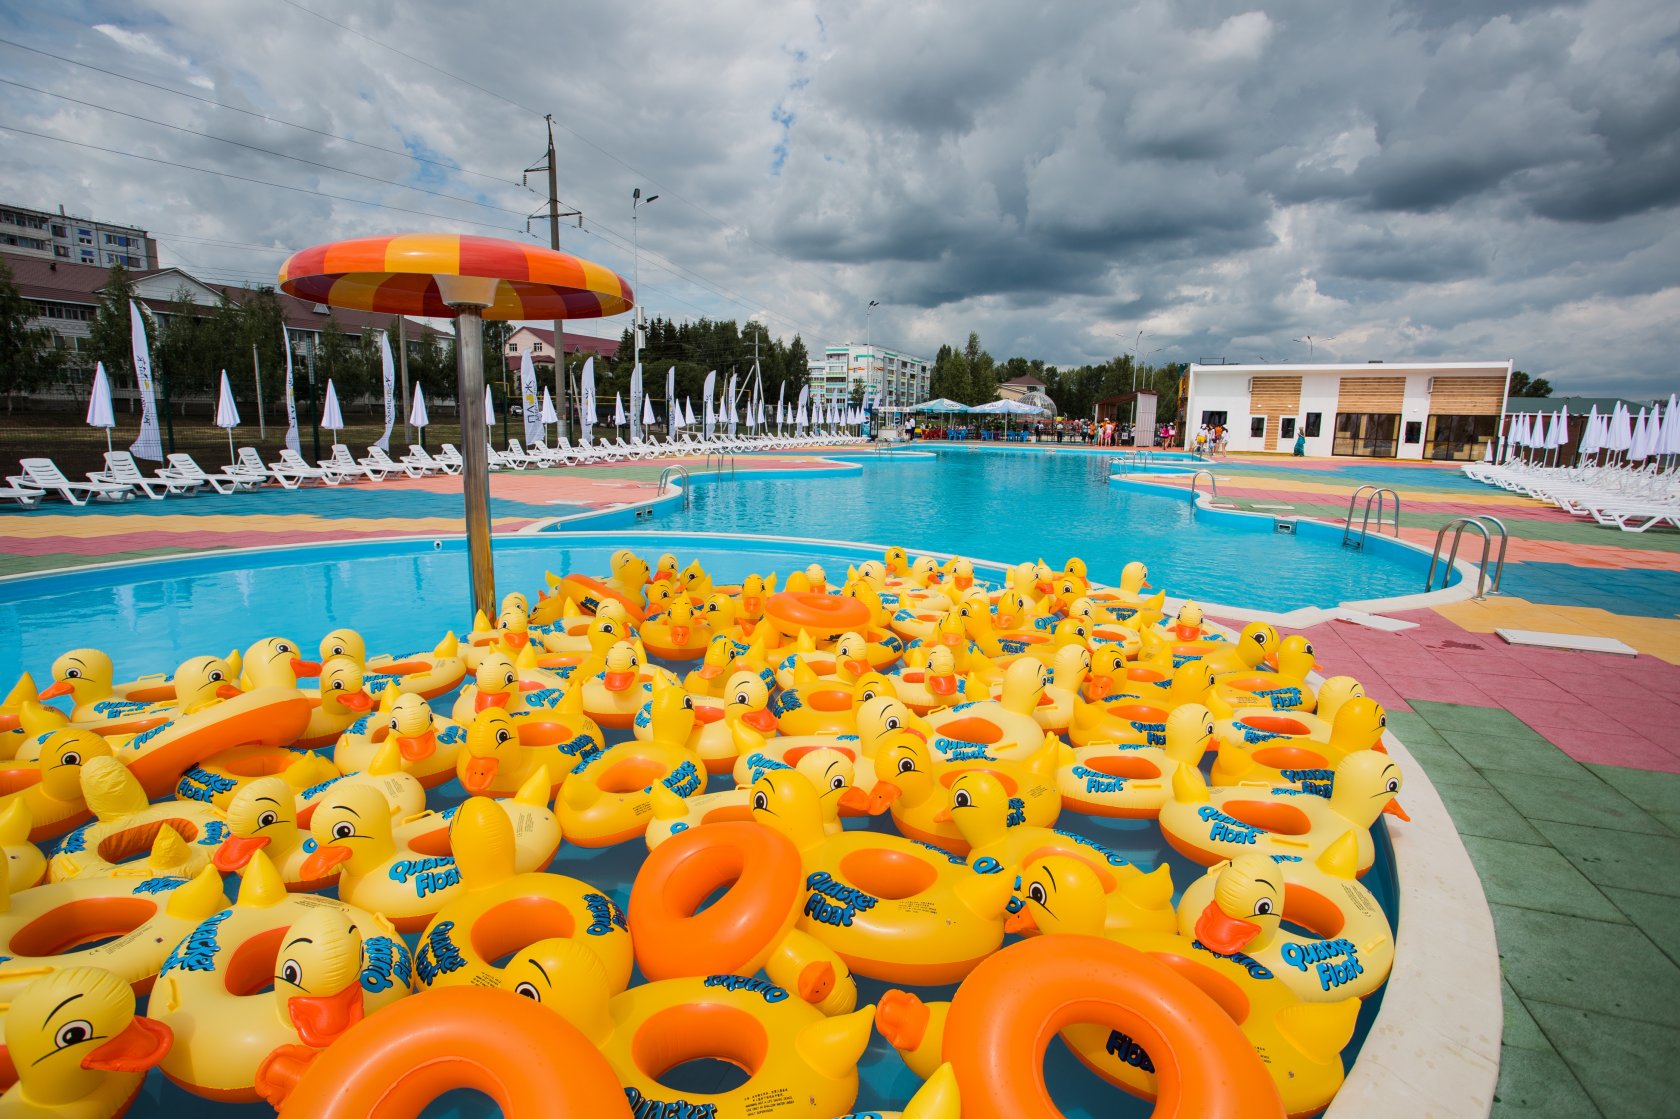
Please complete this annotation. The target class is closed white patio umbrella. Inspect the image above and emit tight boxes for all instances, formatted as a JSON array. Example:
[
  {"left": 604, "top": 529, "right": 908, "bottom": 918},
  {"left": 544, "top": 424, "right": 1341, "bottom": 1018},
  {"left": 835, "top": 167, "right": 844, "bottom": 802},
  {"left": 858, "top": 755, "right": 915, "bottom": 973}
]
[
  {"left": 539, "top": 387, "right": 558, "bottom": 443},
  {"left": 612, "top": 392, "right": 626, "bottom": 429},
  {"left": 320, "top": 379, "right": 345, "bottom": 433},
  {"left": 214, "top": 369, "right": 241, "bottom": 464},
  {"left": 409, "top": 384, "right": 430, "bottom": 447},
  {"left": 86, "top": 361, "right": 116, "bottom": 453},
  {"left": 484, "top": 385, "right": 496, "bottom": 427}
]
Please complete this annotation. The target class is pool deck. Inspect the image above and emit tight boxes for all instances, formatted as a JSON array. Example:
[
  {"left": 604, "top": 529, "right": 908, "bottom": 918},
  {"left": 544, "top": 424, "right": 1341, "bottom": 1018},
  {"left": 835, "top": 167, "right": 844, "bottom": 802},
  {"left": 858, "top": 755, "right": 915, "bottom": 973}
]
[{"left": 4, "top": 443, "right": 1678, "bottom": 1117}]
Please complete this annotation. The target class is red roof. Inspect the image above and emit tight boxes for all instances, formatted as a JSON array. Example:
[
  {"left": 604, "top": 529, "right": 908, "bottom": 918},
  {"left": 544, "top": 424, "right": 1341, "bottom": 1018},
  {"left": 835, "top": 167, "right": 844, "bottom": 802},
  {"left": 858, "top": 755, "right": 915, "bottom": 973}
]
[
  {"left": 516, "top": 326, "right": 619, "bottom": 359},
  {"left": 1001, "top": 374, "right": 1046, "bottom": 387}
]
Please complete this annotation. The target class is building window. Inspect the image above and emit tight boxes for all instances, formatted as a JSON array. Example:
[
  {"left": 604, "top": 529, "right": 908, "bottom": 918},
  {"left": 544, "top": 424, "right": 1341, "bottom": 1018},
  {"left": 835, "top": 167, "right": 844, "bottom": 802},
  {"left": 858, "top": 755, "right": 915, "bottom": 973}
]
[
  {"left": 1333, "top": 413, "right": 1399, "bottom": 457},
  {"left": 1200, "top": 410, "right": 1228, "bottom": 427},
  {"left": 506, "top": 342, "right": 517, "bottom": 352},
  {"left": 1303, "top": 412, "right": 1322, "bottom": 437},
  {"left": 1280, "top": 417, "right": 1296, "bottom": 439},
  {"left": 52, "top": 224, "right": 65, "bottom": 238},
  {"left": 1249, "top": 416, "right": 1266, "bottom": 438},
  {"left": 1404, "top": 421, "right": 1423, "bottom": 444},
  {"left": 1424, "top": 415, "right": 1499, "bottom": 462},
  {"left": 532, "top": 342, "right": 543, "bottom": 353}
]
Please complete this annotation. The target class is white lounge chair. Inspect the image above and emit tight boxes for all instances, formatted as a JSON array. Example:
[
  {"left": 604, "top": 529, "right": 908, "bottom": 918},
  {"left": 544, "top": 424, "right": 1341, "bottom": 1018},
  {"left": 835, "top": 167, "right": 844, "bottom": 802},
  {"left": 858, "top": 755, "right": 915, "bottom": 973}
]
[
  {"left": 319, "top": 445, "right": 375, "bottom": 483},
  {"left": 236, "top": 447, "right": 292, "bottom": 488},
  {"left": 363, "top": 446, "right": 426, "bottom": 479},
  {"left": 525, "top": 441, "right": 574, "bottom": 467},
  {"left": 403, "top": 445, "right": 456, "bottom": 475},
  {"left": 436, "top": 445, "right": 466, "bottom": 472},
  {"left": 90, "top": 451, "right": 202, "bottom": 500},
  {"left": 275, "top": 448, "right": 335, "bottom": 486},
  {"left": 7, "top": 458, "right": 135, "bottom": 505},
  {"left": 0, "top": 481, "right": 46, "bottom": 508},
  {"left": 161, "top": 453, "right": 259, "bottom": 494},
  {"left": 504, "top": 440, "right": 545, "bottom": 469}
]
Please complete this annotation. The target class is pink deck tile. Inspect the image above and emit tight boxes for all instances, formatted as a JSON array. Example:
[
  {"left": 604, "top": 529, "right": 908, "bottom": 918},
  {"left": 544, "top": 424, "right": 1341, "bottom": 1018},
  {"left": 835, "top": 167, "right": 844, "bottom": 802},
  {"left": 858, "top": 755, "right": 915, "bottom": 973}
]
[
  {"left": 1371, "top": 674, "right": 1495, "bottom": 707},
  {"left": 1499, "top": 698, "right": 1623, "bottom": 732},
  {"left": 1528, "top": 724, "right": 1680, "bottom": 774}
]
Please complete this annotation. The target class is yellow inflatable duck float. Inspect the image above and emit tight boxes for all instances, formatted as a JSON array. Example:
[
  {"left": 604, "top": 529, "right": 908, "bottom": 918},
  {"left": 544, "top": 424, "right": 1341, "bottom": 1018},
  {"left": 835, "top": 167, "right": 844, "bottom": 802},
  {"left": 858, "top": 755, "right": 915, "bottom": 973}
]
[
  {"left": 1178, "top": 843, "right": 1395, "bottom": 1003},
  {"left": 306, "top": 627, "right": 465, "bottom": 700},
  {"left": 47, "top": 758, "right": 223, "bottom": 884},
  {"left": 1060, "top": 703, "right": 1218, "bottom": 819},
  {"left": 1161, "top": 749, "right": 1408, "bottom": 874},
  {"left": 449, "top": 648, "right": 572, "bottom": 723},
  {"left": 503, "top": 936, "right": 876, "bottom": 1119},
  {"left": 634, "top": 667, "right": 777, "bottom": 775},
  {"left": 334, "top": 689, "right": 465, "bottom": 789},
  {"left": 1210, "top": 696, "right": 1389, "bottom": 791},
  {"left": 0, "top": 802, "right": 44, "bottom": 893},
  {"left": 871, "top": 726, "right": 1062, "bottom": 853},
  {"left": 215, "top": 776, "right": 341, "bottom": 891},
  {"left": 462, "top": 593, "right": 534, "bottom": 669},
  {"left": 645, "top": 743, "right": 853, "bottom": 849},
  {"left": 0, "top": 675, "right": 50, "bottom": 759},
  {"left": 37, "top": 650, "right": 177, "bottom": 725},
  {"left": 923, "top": 658, "right": 1051, "bottom": 762},
  {"left": 1067, "top": 658, "right": 1216, "bottom": 748},
  {"left": 639, "top": 597, "right": 711, "bottom": 661},
  {"left": 553, "top": 549, "right": 651, "bottom": 624},
  {"left": 1209, "top": 632, "right": 1320, "bottom": 712},
  {"left": 0, "top": 966, "right": 172, "bottom": 1119},
  {"left": 1209, "top": 673, "right": 1367, "bottom": 752},
  {"left": 455, "top": 707, "right": 572, "bottom": 798},
  {"left": 558, "top": 684, "right": 703, "bottom": 847},
  {"left": 0, "top": 726, "right": 112, "bottom": 843},
  {"left": 534, "top": 600, "right": 634, "bottom": 660},
  {"left": 576, "top": 639, "right": 678, "bottom": 730},
  {"left": 749, "top": 768, "right": 1013, "bottom": 985},
  {"left": 892, "top": 645, "right": 971, "bottom": 716},
  {"left": 1086, "top": 559, "right": 1153, "bottom": 616},
  {"left": 773, "top": 666, "right": 897, "bottom": 739},
  {"left": 293, "top": 656, "right": 374, "bottom": 750},
  {"left": 1171, "top": 621, "right": 1279, "bottom": 677}
]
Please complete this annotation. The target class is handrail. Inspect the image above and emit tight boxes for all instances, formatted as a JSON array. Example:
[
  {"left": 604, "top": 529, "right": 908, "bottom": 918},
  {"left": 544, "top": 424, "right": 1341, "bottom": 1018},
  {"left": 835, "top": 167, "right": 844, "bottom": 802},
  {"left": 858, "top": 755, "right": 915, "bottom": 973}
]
[
  {"left": 1188, "top": 469, "right": 1217, "bottom": 508},
  {"left": 1343, "top": 486, "right": 1401, "bottom": 548},
  {"left": 1426, "top": 515, "right": 1508, "bottom": 598},
  {"left": 656, "top": 466, "right": 692, "bottom": 509},
  {"left": 704, "top": 448, "right": 735, "bottom": 476}
]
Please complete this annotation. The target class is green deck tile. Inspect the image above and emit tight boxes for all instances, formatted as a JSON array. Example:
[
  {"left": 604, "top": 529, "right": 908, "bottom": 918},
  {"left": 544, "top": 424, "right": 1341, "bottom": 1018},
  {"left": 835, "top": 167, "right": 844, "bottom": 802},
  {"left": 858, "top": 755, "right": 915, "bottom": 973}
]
[
  {"left": 1502, "top": 981, "right": 1552, "bottom": 1052},
  {"left": 1463, "top": 836, "right": 1626, "bottom": 922},
  {"left": 1531, "top": 820, "right": 1680, "bottom": 898},
  {"left": 1491, "top": 904, "right": 1680, "bottom": 1027},
  {"left": 1434, "top": 780, "right": 1548, "bottom": 844},
  {"left": 1399, "top": 736, "right": 1491, "bottom": 788},
  {"left": 1386, "top": 709, "right": 1448, "bottom": 746},
  {"left": 1525, "top": 1001, "right": 1680, "bottom": 1119},
  {"left": 1412, "top": 699, "right": 1537, "bottom": 738},
  {"left": 1589, "top": 765, "right": 1680, "bottom": 819},
  {"left": 1654, "top": 811, "right": 1680, "bottom": 837},
  {"left": 1490, "top": 1045, "right": 1602, "bottom": 1118},
  {"left": 1448, "top": 733, "right": 1587, "bottom": 780},
  {"left": 1600, "top": 888, "right": 1680, "bottom": 968},
  {"left": 1482, "top": 769, "right": 1664, "bottom": 833}
]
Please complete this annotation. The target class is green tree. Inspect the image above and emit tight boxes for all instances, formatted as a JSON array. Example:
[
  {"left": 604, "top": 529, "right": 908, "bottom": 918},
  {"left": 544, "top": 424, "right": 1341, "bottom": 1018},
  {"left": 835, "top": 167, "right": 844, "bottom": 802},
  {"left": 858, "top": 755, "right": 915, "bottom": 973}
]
[
  {"left": 0, "top": 259, "right": 63, "bottom": 410},
  {"left": 962, "top": 332, "right": 996, "bottom": 403},
  {"left": 88, "top": 264, "right": 143, "bottom": 384},
  {"left": 1509, "top": 370, "right": 1553, "bottom": 398}
]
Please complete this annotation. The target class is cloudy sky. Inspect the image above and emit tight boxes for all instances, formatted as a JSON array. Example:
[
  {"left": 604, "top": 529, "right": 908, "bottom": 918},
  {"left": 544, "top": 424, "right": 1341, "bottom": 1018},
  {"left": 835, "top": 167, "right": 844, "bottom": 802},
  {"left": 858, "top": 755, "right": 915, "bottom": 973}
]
[{"left": 2, "top": 0, "right": 1676, "bottom": 395}]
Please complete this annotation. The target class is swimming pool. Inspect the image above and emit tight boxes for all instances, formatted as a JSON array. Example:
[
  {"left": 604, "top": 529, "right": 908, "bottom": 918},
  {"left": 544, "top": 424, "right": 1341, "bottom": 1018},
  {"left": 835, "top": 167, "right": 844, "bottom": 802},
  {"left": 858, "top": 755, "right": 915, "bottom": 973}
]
[{"left": 557, "top": 447, "right": 1447, "bottom": 611}]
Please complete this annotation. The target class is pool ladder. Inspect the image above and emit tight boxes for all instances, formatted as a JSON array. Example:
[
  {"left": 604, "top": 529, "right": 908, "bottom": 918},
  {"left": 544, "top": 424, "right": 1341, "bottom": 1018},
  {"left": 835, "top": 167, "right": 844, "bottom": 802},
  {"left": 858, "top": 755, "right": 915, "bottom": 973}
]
[
  {"left": 1343, "top": 486, "right": 1401, "bottom": 549},
  {"left": 1426, "top": 516, "right": 1508, "bottom": 598},
  {"left": 656, "top": 466, "right": 692, "bottom": 509},
  {"left": 704, "top": 449, "right": 735, "bottom": 476},
  {"left": 1187, "top": 469, "right": 1217, "bottom": 509}
]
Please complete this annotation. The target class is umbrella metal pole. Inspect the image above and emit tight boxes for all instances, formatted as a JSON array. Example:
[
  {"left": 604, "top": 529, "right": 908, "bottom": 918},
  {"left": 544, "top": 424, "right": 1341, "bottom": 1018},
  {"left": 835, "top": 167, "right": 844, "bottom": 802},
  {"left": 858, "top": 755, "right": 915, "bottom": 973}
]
[{"left": 454, "top": 307, "right": 497, "bottom": 618}]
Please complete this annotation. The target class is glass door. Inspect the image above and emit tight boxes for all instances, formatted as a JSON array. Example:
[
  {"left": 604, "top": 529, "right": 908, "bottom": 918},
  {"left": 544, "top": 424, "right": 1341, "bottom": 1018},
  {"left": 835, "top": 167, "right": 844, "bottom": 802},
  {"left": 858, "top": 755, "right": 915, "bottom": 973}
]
[{"left": 1333, "top": 412, "right": 1400, "bottom": 457}]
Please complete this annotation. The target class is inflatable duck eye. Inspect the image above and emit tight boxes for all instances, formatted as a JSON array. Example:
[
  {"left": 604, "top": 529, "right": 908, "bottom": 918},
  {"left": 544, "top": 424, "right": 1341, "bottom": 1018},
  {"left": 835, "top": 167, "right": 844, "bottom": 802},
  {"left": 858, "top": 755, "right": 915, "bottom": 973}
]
[
  {"left": 514, "top": 981, "right": 540, "bottom": 1000},
  {"left": 59, "top": 750, "right": 82, "bottom": 767},
  {"left": 829, "top": 774, "right": 846, "bottom": 792},
  {"left": 1254, "top": 897, "right": 1275, "bottom": 916},
  {"left": 883, "top": 714, "right": 902, "bottom": 731},
  {"left": 952, "top": 788, "right": 972, "bottom": 809},
  {"left": 1252, "top": 631, "right": 1268, "bottom": 646},
  {"left": 330, "top": 643, "right": 346, "bottom": 656},
  {"left": 1027, "top": 882, "right": 1048, "bottom": 906},
  {"left": 257, "top": 810, "right": 279, "bottom": 828},
  {"left": 682, "top": 696, "right": 695, "bottom": 710},
  {"left": 330, "top": 820, "right": 356, "bottom": 841},
  {"left": 502, "top": 671, "right": 517, "bottom": 688},
  {"left": 330, "top": 679, "right": 345, "bottom": 691},
  {"left": 279, "top": 959, "right": 303, "bottom": 986},
  {"left": 627, "top": 653, "right": 639, "bottom": 668},
  {"left": 65, "top": 667, "right": 82, "bottom": 679},
  {"left": 495, "top": 727, "right": 513, "bottom": 746},
  {"left": 601, "top": 621, "right": 619, "bottom": 634},
  {"left": 208, "top": 668, "right": 225, "bottom": 682},
  {"left": 277, "top": 642, "right": 294, "bottom": 654},
  {"left": 733, "top": 689, "right": 752, "bottom": 705},
  {"left": 53, "top": 1019, "right": 94, "bottom": 1050},
  {"left": 752, "top": 790, "right": 768, "bottom": 811},
  {"left": 1384, "top": 776, "right": 1400, "bottom": 794},
  {"left": 388, "top": 717, "right": 402, "bottom": 731},
  {"left": 1378, "top": 713, "right": 1388, "bottom": 728},
  {"left": 861, "top": 686, "right": 883, "bottom": 702},
  {"left": 896, "top": 756, "right": 916, "bottom": 774}
]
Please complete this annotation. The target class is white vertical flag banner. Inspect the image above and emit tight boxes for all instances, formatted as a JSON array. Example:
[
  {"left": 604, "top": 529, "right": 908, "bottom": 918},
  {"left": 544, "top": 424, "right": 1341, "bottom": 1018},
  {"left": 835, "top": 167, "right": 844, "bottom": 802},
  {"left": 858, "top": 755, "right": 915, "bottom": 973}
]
[
  {"left": 665, "top": 366, "right": 676, "bottom": 429},
  {"left": 282, "top": 326, "right": 300, "bottom": 454},
  {"left": 703, "top": 370, "right": 717, "bottom": 439},
  {"left": 377, "top": 331, "right": 397, "bottom": 451},
  {"left": 629, "top": 363, "right": 644, "bottom": 442},
  {"left": 520, "top": 352, "right": 542, "bottom": 445},
  {"left": 127, "top": 300, "right": 164, "bottom": 461},
  {"left": 776, "top": 382, "right": 785, "bottom": 431},
  {"left": 725, "top": 373, "right": 738, "bottom": 436},
  {"left": 579, "top": 357, "right": 596, "bottom": 443},
  {"left": 796, "top": 384, "right": 809, "bottom": 432}
]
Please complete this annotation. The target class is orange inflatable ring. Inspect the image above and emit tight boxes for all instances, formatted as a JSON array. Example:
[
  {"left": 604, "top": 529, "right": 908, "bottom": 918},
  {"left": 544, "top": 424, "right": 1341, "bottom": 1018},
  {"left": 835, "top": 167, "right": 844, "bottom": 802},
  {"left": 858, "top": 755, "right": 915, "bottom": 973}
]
[
  {"left": 628, "top": 821, "right": 803, "bottom": 980},
  {"left": 765, "top": 591, "right": 871, "bottom": 640},
  {"left": 273, "top": 986, "right": 631, "bottom": 1118},
  {"left": 886, "top": 933, "right": 1283, "bottom": 1119},
  {"left": 561, "top": 574, "right": 646, "bottom": 626}
]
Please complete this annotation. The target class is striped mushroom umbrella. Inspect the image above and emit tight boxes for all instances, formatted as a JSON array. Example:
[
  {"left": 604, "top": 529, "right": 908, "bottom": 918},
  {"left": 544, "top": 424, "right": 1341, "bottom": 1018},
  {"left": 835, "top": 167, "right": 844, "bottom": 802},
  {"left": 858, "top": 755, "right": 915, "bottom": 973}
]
[{"left": 279, "top": 234, "right": 633, "bottom": 615}]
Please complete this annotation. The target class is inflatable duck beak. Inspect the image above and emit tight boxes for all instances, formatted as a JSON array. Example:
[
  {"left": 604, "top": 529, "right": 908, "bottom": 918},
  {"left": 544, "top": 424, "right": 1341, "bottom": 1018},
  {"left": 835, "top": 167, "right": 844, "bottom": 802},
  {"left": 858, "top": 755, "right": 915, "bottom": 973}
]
[
  {"left": 697, "top": 664, "right": 725, "bottom": 680},
  {"left": 298, "top": 843, "right": 353, "bottom": 881},
  {"left": 1003, "top": 907, "right": 1039, "bottom": 936},
  {"left": 843, "top": 657, "right": 869, "bottom": 678},
  {"left": 211, "top": 833, "right": 272, "bottom": 873},
  {"left": 39, "top": 680, "right": 73, "bottom": 700},
  {"left": 396, "top": 730, "right": 438, "bottom": 761},
  {"left": 502, "top": 632, "right": 529, "bottom": 651},
  {"left": 1175, "top": 624, "right": 1201, "bottom": 642},
  {"left": 1036, "top": 578, "right": 1054, "bottom": 594},
  {"left": 836, "top": 785, "right": 880, "bottom": 814},
  {"left": 742, "top": 708, "right": 778, "bottom": 733},
  {"left": 339, "top": 690, "right": 374, "bottom": 713},
  {"left": 929, "top": 674, "right": 957, "bottom": 696},
  {"left": 933, "top": 806, "right": 954, "bottom": 823},
  {"left": 474, "top": 691, "right": 511, "bottom": 712},
  {"left": 670, "top": 625, "right": 691, "bottom": 646},
  {"left": 81, "top": 1015, "right": 173, "bottom": 1073},
  {"left": 288, "top": 979, "right": 365, "bottom": 1048},
  {"left": 954, "top": 575, "right": 972, "bottom": 589},
  {"left": 215, "top": 683, "right": 244, "bottom": 699},
  {"left": 742, "top": 595, "right": 762, "bottom": 615},
  {"left": 603, "top": 670, "right": 636, "bottom": 693},
  {"left": 1194, "top": 901, "right": 1261, "bottom": 954},
  {"left": 461, "top": 755, "right": 500, "bottom": 794},
  {"left": 1383, "top": 800, "right": 1411, "bottom": 822},
  {"left": 291, "top": 658, "right": 322, "bottom": 677},
  {"left": 1082, "top": 675, "right": 1113, "bottom": 702},
  {"left": 1263, "top": 651, "right": 1279, "bottom": 670},
  {"left": 867, "top": 780, "right": 903, "bottom": 814}
]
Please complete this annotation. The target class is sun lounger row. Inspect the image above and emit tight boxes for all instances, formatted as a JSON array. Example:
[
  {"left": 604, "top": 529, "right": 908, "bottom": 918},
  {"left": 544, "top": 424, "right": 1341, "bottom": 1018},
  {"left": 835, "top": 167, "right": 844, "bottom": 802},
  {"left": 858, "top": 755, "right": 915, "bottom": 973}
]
[{"left": 1463, "top": 460, "right": 1680, "bottom": 533}]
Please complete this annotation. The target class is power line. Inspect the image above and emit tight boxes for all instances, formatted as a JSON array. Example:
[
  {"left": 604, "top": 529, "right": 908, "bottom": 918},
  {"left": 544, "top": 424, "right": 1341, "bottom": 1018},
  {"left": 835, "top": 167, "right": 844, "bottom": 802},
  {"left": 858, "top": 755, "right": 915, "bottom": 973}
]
[
  {"left": 0, "top": 36, "right": 518, "bottom": 186},
  {"left": 0, "top": 123, "right": 524, "bottom": 233},
  {"left": 0, "top": 76, "right": 530, "bottom": 218}
]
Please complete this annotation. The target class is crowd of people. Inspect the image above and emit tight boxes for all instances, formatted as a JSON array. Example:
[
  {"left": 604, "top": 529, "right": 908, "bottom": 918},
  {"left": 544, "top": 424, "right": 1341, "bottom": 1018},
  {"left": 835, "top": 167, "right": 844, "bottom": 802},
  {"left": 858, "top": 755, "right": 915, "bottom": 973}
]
[{"left": 898, "top": 416, "right": 1185, "bottom": 446}]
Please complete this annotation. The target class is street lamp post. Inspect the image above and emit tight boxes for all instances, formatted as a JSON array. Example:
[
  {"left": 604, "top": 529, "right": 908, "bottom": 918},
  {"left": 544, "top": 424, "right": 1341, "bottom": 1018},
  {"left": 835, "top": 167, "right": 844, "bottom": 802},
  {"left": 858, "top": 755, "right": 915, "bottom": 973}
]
[
  {"left": 632, "top": 188, "right": 659, "bottom": 374},
  {"left": 866, "top": 300, "right": 879, "bottom": 406}
]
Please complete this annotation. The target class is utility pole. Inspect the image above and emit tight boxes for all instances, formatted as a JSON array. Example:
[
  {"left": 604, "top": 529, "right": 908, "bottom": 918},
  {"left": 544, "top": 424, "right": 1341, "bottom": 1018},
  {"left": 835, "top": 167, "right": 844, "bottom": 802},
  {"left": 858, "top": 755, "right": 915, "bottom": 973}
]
[
  {"left": 252, "top": 343, "right": 265, "bottom": 439},
  {"left": 526, "top": 116, "right": 582, "bottom": 440}
]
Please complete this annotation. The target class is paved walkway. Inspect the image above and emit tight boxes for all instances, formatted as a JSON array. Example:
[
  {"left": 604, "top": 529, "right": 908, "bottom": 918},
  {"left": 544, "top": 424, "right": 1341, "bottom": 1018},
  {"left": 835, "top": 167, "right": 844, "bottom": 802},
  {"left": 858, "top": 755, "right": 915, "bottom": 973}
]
[{"left": 4, "top": 444, "right": 1678, "bottom": 1116}]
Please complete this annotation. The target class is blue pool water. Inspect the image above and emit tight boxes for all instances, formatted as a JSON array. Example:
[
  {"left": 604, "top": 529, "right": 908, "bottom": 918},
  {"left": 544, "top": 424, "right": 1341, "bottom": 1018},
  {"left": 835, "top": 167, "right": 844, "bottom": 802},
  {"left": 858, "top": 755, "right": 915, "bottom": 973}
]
[{"left": 568, "top": 446, "right": 1442, "bottom": 611}]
